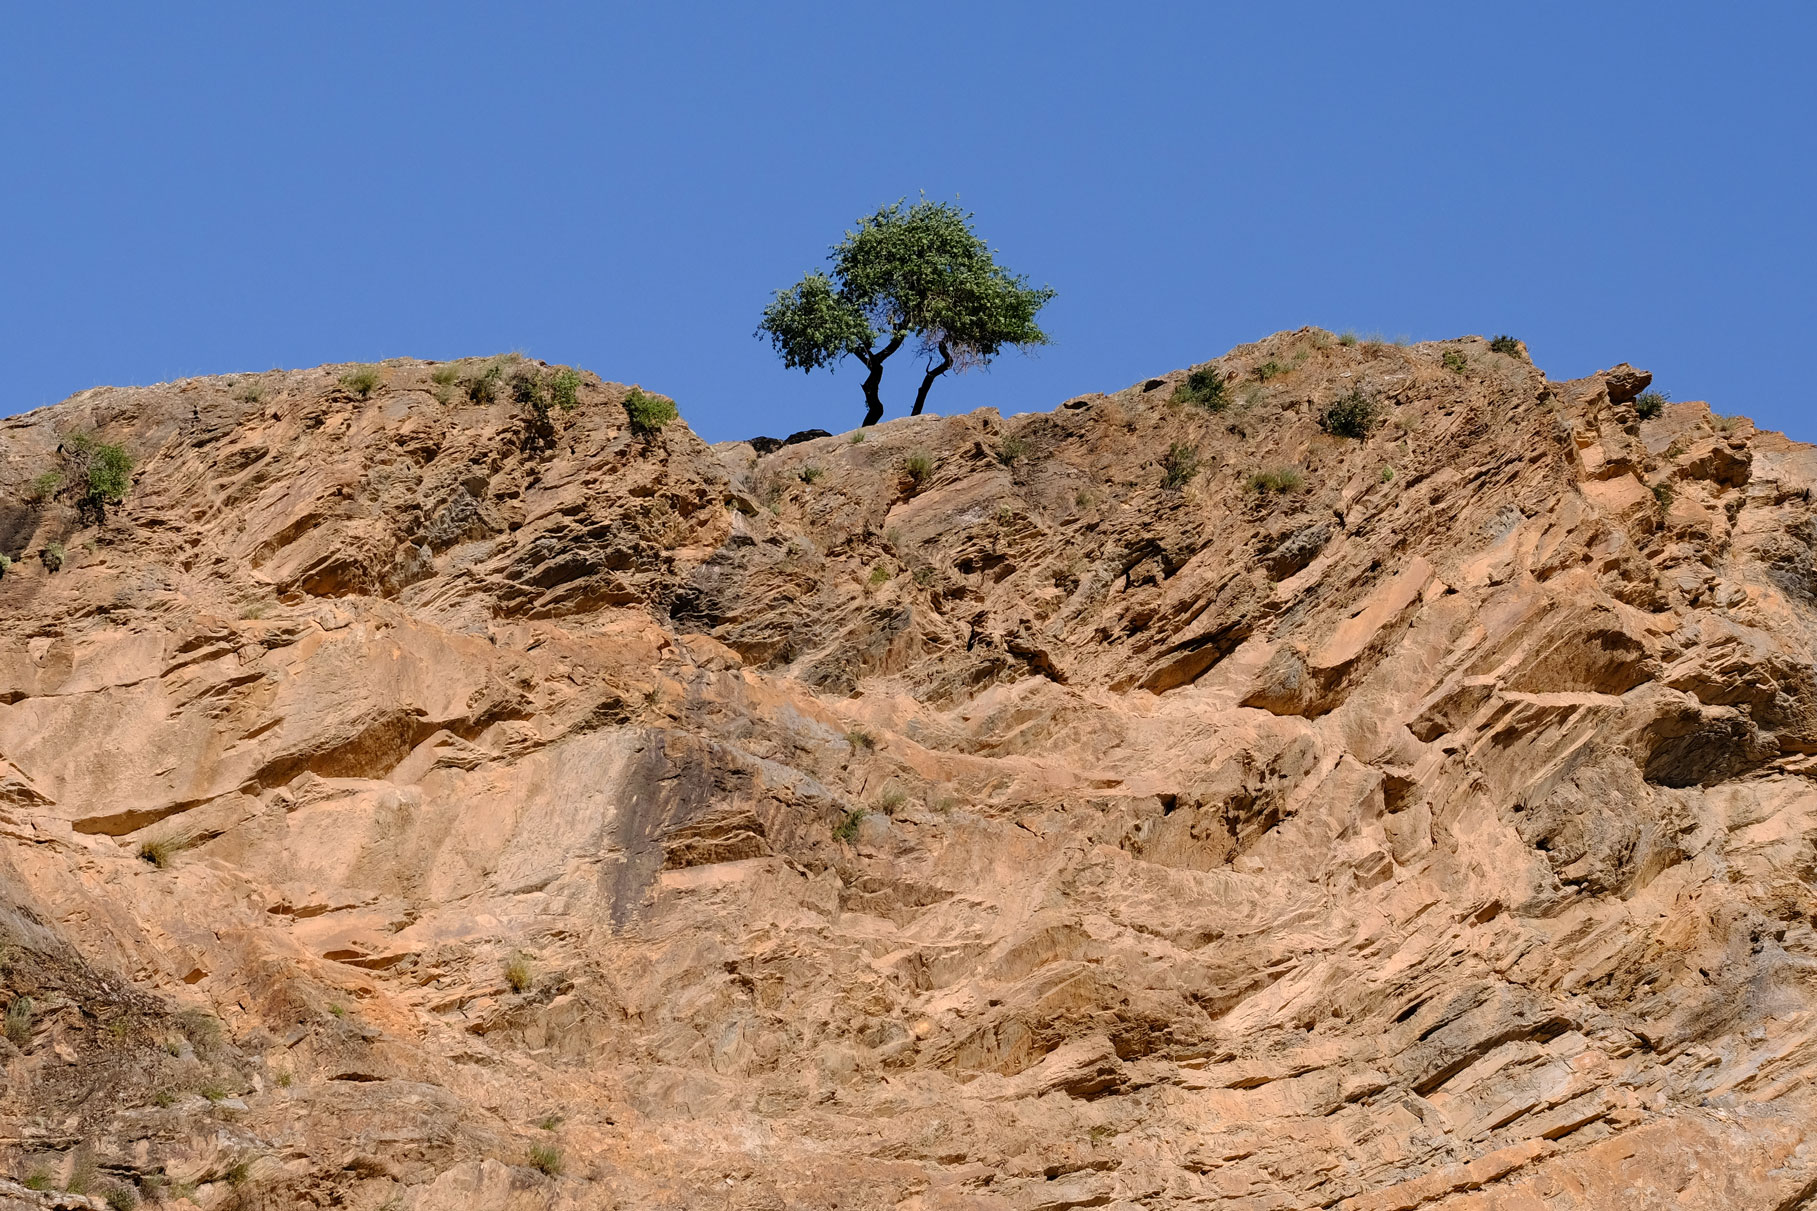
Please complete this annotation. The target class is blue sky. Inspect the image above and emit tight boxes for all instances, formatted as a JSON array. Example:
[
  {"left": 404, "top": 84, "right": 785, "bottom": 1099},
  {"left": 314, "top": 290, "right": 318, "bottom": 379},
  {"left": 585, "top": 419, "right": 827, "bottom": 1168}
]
[{"left": 4, "top": 3, "right": 1813, "bottom": 442}]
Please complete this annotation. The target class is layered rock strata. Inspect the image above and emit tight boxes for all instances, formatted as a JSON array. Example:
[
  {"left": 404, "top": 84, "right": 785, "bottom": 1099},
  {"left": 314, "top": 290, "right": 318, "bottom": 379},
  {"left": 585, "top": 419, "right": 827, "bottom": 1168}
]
[{"left": 1, "top": 335, "right": 1813, "bottom": 1209}]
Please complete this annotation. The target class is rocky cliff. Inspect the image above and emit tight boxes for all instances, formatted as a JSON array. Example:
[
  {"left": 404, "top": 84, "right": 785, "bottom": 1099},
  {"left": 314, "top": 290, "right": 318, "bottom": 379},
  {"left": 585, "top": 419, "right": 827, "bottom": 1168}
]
[{"left": 2, "top": 332, "right": 1815, "bottom": 1210}]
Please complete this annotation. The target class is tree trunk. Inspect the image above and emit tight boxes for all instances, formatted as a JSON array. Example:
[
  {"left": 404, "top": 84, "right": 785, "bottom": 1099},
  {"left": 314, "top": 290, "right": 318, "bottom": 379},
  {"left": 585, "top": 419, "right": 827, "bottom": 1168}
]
[
  {"left": 858, "top": 333, "right": 907, "bottom": 427},
  {"left": 860, "top": 357, "right": 886, "bottom": 427},
  {"left": 910, "top": 342, "right": 954, "bottom": 416}
]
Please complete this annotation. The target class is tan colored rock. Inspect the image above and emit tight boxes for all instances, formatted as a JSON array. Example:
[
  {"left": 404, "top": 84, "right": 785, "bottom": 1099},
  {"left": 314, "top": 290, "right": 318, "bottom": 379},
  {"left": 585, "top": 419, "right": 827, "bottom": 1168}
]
[{"left": 1, "top": 336, "right": 1816, "bottom": 1208}]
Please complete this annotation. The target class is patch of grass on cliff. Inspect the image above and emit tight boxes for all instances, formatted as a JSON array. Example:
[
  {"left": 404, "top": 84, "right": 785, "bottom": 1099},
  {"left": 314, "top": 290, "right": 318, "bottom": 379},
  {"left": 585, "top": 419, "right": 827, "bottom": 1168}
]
[
  {"left": 1161, "top": 442, "right": 1199, "bottom": 490},
  {"left": 1171, "top": 366, "right": 1228, "bottom": 410},
  {"left": 40, "top": 542, "right": 65, "bottom": 573},
  {"left": 1634, "top": 390, "right": 1668, "bottom": 420},
  {"left": 996, "top": 434, "right": 1028, "bottom": 466},
  {"left": 1488, "top": 334, "right": 1524, "bottom": 358},
  {"left": 833, "top": 808, "right": 866, "bottom": 842},
  {"left": 430, "top": 364, "right": 461, "bottom": 387},
  {"left": 845, "top": 728, "right": 876, "bottom": 751},
  {"left": 1441, "top": 350, "right": 1469, "bottom": 374},
  {"left": 104, "top": 1181, "right": 140, "bottom": 1210},
  {"left": 901, "top": 451, "right": 935, "bottom": 489},
  {"left": 1247, "top": 467, "right": 1305, "bottom": 494},
  {"left": 5, "top": 996, "right": 33, "bottom": 1046},
  {"left": 340, "top": 364, "right": 382, "bottom": 399},
  {"left": 874, "top": 785, "right": 908, "bottom": 815},
  {"left": 527, "top": 1143, "right": 564, "bottom": 1177},
  {"left": 504, "top": 953, "right": 533, "bottom": 994},
  {"left": 138, "top": 834, "right": 190, "bottom": 868}
]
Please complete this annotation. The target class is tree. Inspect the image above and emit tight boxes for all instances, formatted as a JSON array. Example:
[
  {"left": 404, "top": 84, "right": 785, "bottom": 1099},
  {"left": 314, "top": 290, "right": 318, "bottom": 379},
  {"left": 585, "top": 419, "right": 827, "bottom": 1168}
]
[{"left": 757, "top": 199, "right": 1055, "bottom": 427}]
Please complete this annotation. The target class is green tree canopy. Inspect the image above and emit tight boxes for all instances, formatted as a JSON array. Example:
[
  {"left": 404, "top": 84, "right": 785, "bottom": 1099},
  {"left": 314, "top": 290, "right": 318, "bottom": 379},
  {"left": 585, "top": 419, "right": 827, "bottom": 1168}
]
[{"left": 757, "top": 199, "right": 1055, "bottom": 427}]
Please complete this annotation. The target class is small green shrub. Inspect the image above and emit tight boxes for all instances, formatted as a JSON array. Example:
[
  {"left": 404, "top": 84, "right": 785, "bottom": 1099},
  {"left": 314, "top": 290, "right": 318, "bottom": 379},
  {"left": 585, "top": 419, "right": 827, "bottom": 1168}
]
[
  {"left": 997, "top": 435, "right": 1028, "bottom": 466},
  {"left": 223, "top": 1161, "right": 251, "bottom": 1187},
  {"left": 1247, "top": 467, "right": 1305, "bottom": 494},
  {"left": 536, "top": 1113, "right": 563, "bottom": 1131},
  {"left": 1172, "top": 366, "right": 1229, "bottom": 410},
  {"left": 327, "top": 1002, "right": 345, "bottom": 1019},
  {"left": 340, "top": 364, "right": 382, "bottom": 398},
  {"left": 466, "top": 363, "right": 504, "bottom": 404},
  {"left": 1712, "top": 414, "right": 1741, "bottom": 432},
  {"left": 1652, "top": 481, "right": 1675, "bottom": 508},
  {"left": 24, "top": 1173, "right": 51, "bottom": 1191},
  {"left": 55, "top": 434, "right": 134, "bottom": 523},
  {"left": 1488, "top": 334, "right": 1523, "bottom": 358},
  {"left": 798, "top": 464, "right": 824, "bottom": 483},
  {"left": 1253, "top": 359, "right": 1286, "bottom": 382},
  {"left": 138, "top": 837, "right": 178, "bottom": 868},
  {"left": 1320, "top": 387, "right": 1379, "bottom": 438},
  {"left": 868, "top": 565, "right": 890, "bottom": 585},
  {"left": 849, "top": 431, "right": 865, "bottom": 444},
  {"left": 105, "top": 1182, "right": 140, "bottom": 1210},
  {"left": 5, "top": 996, "right": 33, "bottom": 1046},
  {"left": 902, "top": 451, "right": 935, "bottom": 487},
  {"left": 875, "top": 786, "right": 908, "bottom": 815},
  {"left": 1337, "top": 331, "right": 1358, "bottom": 347},
  {"left": 28, "top": 470, "right": 64, "bottom": 502},
  {"left": 550, "top": 367, "right": 582, "bottom": 411},
  {"left": 40, "top": 543, "right": 64, "bottom": 573},
  {"left": 430, "top": 364, "right": 461, "bottom": 386},
  {"left": 527, "top": 1143, "right": 564, "bottom": 1177},
  {"left": 846, "top": 729, "right": 876, "bottom": 750},
  {"left": 832, "top": 808, "right": 866, "bottom": 842},
  {"left": 504, "top": 953, "right": 533, "bottom": 994},
  {"left": 199, "top": 1083, "right": 229, "bottom": 1103},
  {"left": 510, "top": 369, "right": 547, "bottom": 409},
  {"left": 913, "top": 566, "right": 934, "bottom": 586},
  {"left": 275, "top": 1068, "right": 293, "bottom": 1088},
  {"left": 236, "top": 383, "right": 265, "bottom": 403},
  {"left": 1441, "top": 350, "right": 1468, "bottom": 374},
  {"left": 1161, "top": 442, "right": 1199, "bottom": 490},
  {"left": 1634, "top": 390, "right": 1668, "bottom": 420},
  {"left": 624, "top": 388, "right": 678, "bottom": 437},
  {"left": 1380, "top": 465, "right": 1396, "bottom": 483},
  {"left": 0, "top": 554, "right": 12, "bottom": 577},
  {"left": 153, "top": 1089, "right": 177, "bottom": 1108}
]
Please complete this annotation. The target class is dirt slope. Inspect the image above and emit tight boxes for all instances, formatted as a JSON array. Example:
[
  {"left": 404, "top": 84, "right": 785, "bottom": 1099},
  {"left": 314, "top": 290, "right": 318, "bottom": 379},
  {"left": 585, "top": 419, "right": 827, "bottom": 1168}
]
[{"left": 2, "top": 333, "right": 1815, "bottom": 1210}]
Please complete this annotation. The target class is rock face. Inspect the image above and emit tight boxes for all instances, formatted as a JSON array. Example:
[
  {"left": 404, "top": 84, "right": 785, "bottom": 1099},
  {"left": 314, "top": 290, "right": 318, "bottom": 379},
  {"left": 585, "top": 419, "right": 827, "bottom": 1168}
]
[{"left": 0, "top": 336, "right": 1813, "bottom": 1209}]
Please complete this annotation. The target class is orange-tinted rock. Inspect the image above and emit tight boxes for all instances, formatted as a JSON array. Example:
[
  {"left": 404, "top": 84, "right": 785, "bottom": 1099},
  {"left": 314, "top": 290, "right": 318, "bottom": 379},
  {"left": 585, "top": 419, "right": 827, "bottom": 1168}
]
[{"left": 2, "top": 335, "right": 1816, "bottom": 1208}]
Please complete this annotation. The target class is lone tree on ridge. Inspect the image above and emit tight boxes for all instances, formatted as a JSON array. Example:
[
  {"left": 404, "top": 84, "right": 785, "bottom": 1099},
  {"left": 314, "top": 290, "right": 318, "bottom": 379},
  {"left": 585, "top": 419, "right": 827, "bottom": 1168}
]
[{"left": 757, "top": 198, "right": 1055, "bottom": 427}]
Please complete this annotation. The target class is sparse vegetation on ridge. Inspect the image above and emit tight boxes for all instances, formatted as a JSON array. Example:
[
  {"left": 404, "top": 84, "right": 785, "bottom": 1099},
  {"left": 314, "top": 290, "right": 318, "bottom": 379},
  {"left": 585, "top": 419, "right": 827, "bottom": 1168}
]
[
  {"left": 1635, "top": 390, "right": 1668, "bottom": 419},
  {"left": 340, "top": 364, "right": 382, "bottom": 398},
  {"left": 624, "top": 387, "right": 678, "bottom": 437},
  {"left": 1488, "top": 334, "right": 1523, "bottom": 358},
  {"left": 1171, "top": 365, "right": 1229, "bottom": 410}
]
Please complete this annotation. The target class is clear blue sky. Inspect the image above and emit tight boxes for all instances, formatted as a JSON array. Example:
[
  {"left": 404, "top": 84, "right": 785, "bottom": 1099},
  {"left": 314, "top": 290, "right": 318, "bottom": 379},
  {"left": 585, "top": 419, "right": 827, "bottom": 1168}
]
[{"left": 4, "top": 3, "right": 1813, "bottom": 442}]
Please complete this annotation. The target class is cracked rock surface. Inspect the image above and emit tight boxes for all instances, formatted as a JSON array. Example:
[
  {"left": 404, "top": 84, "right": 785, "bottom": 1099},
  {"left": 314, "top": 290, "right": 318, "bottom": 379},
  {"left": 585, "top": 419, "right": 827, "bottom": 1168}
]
[{"left": 2, "top": 336, "right": 1816, "bottom": 1208}]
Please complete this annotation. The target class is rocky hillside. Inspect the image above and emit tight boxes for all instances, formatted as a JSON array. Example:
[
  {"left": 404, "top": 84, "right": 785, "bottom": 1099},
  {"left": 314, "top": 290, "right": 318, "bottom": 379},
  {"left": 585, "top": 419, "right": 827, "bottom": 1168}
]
[{"left": 2, "top": 333, "right": 1815, "bottom": 1210}]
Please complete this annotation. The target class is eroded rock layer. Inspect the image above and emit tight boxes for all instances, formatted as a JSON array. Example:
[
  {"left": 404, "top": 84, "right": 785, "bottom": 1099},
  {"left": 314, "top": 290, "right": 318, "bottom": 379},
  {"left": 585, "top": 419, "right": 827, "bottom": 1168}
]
[{"left": 2, "top": 334, "right": 1815, "bottom": 1209}]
